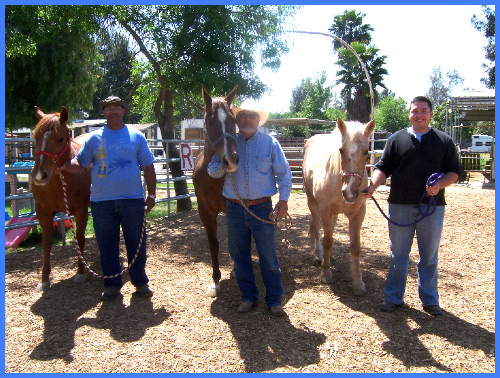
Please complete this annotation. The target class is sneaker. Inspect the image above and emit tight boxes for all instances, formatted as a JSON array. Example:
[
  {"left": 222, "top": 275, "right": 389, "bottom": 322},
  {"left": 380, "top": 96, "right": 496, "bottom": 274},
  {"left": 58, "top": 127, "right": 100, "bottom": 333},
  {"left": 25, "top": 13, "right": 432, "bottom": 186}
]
[
  {"left": 134, "top": 284, "right": 153, "bottom": 298},
  {"left": 238, "top": 301, "right": 256, "bottom": 313},
  {"left": 380, "top": 301, "right": 403, "bottom": 313},
  {"left": 422, "top": 305, "right": 443, "bottom": 316},
  {"left": 101, "top": 287, "right": 121, "bottom": 301},
  {"left": 269, "top": 305, "right": 286, "bottom": 317}
]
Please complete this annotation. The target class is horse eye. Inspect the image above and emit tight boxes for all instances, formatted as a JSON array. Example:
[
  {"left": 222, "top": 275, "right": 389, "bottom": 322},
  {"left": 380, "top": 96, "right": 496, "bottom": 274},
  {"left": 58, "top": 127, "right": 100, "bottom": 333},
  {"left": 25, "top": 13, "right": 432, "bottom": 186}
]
[{"left": 58, "top": 137, "right": 64, "bottom": 143}]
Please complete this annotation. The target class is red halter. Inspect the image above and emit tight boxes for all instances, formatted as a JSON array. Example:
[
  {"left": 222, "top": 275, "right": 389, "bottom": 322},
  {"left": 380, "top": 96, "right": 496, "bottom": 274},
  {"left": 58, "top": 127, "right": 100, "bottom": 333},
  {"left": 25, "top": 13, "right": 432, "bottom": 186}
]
[{"left": 36, "top": 127, "right": 72, "bottom": 167}]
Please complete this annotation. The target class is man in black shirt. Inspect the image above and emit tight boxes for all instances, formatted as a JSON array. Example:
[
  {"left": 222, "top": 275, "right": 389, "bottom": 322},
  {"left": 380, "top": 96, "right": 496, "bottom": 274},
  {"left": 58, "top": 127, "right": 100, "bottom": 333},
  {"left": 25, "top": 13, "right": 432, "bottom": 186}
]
[{"left": 365, "top": 96, "right": 461, "bottom": 316}]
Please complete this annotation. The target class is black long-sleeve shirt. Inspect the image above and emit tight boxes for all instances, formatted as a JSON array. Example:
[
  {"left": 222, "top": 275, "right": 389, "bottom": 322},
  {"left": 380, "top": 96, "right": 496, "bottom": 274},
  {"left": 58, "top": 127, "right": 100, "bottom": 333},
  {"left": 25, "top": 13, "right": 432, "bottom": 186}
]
[{"left": 375, "top": 128, "right": 462, "bottom": 206}]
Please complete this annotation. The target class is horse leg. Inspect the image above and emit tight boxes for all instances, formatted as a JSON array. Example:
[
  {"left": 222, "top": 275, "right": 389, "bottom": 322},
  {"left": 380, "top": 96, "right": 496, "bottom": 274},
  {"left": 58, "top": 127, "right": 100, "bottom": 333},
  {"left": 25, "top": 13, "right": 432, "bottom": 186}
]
[
  {"left": 307, "top": 195, "right": 323, "bottom": 266},
  {"left": 73, "top": 209, "right": 88, "bottom": 283},
  {"left": 36, "top": 213, "right": 54, "bottom": 291},
  {"left": 320, "top": 212, "right": 337, "bottom": 284},
  {"left": 199, "top": 208, "right": 222, "bottom": 297},
  {"left": 348, "top": 204, "right": 367, "bottom": 296}
]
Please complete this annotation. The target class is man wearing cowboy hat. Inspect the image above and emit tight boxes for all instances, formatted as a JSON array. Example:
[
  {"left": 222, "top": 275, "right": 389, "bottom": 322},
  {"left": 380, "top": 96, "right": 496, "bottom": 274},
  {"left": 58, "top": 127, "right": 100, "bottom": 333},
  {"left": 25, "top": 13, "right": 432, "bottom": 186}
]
[
  {"left": 61, "top": 95, "right": 156, "bottom": 301},
  {"left": 208, "top": 99, "right": 292, "bottom": 317}
]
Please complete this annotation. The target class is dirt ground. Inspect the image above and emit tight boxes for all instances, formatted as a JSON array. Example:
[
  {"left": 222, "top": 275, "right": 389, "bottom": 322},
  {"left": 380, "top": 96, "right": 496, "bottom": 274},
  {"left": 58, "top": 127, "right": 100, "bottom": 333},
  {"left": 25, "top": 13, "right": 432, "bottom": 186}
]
[{"left": 4, "top": 179, "right": 495, "bottom": 373}]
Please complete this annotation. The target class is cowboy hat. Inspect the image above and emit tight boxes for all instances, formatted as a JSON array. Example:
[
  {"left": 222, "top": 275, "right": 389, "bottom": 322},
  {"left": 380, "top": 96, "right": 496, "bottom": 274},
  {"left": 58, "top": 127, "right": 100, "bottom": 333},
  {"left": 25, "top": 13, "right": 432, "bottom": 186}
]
[
  {"left": 231, "top": 99, "right": 269, "bottom": 127},
  {"left": 98, "top": 96, "right": 129, "bottom": 113}
]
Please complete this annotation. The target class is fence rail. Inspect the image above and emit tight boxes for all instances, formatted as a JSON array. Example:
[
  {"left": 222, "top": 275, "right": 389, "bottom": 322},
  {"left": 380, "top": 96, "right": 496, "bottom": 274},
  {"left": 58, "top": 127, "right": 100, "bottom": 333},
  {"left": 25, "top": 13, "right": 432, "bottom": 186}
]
[{"left": 5, "top": 134, "right": 488, "bottom": 237}]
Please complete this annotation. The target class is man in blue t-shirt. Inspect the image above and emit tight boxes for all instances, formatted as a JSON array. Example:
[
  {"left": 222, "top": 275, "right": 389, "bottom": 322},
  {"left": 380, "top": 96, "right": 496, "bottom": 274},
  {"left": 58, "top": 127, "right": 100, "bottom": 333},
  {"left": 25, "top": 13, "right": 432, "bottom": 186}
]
[{"left": 61, "top": 96, "right": 156, "bottom": 301}]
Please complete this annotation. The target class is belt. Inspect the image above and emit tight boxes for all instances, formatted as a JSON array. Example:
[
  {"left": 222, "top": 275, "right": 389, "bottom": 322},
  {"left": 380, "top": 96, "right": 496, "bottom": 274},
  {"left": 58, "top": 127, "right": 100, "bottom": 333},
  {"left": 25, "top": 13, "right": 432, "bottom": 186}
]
[{"left": 227, "top": 197, "right": 271, "bottom": 207}]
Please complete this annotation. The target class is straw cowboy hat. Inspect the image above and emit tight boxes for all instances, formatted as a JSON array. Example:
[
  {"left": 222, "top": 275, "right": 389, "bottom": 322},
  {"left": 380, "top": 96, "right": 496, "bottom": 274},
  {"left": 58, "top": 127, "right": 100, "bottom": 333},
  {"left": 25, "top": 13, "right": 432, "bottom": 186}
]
[
  {"left": 98, "top": 96, "right": 129, "bottom": 113},
  {"left": 232, "top": 99, "right": 269, "bottom": 127}
]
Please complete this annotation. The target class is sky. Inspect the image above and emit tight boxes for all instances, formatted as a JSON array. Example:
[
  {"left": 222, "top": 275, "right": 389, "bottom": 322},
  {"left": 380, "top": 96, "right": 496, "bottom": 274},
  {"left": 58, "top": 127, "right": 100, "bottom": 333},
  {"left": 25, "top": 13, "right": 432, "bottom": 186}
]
[{"left": 254, "top": 4, "right": 493, "bottom": 113}]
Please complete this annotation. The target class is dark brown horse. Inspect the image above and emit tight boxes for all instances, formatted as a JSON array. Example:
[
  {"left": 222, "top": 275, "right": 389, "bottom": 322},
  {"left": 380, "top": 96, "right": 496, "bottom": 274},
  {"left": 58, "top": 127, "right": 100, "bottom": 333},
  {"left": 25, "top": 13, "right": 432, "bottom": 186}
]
[
  {"left": 193, "top": 86, "right": 238, "bottom": 297},
  {"left": 31, "top": 106, "right": 91, "bottom": 291}
]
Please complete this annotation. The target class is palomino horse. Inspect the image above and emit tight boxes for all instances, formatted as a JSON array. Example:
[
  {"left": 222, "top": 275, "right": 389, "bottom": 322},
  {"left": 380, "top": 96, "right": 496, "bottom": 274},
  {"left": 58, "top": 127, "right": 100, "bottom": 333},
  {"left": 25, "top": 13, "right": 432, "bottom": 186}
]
[
  {"left": 31, "top": 106, "right": 91, "bottom": 291},
  {"left": 193, "top": 86, "right": 239, "bottom": 297},
  {"left": 302, "top": 117, "right": 376, "bottom": 296}
]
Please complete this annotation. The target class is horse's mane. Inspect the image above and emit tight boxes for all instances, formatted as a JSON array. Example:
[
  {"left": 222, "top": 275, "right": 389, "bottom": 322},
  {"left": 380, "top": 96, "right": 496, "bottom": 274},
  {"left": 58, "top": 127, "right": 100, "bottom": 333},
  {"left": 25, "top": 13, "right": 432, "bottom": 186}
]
[{"left": 33, "top": 113, "right": 63, "bottom": 140}]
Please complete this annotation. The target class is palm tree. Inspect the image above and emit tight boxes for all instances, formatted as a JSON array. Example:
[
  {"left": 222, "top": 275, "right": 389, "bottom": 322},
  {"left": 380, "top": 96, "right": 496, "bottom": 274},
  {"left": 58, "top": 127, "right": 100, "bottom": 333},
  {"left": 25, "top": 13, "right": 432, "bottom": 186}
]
[
  {"left": 328, "top": 10, "right": 373, "bottom": 50},
  {"left": 335, "top": 42, "right": 388, "bottom": 122}
]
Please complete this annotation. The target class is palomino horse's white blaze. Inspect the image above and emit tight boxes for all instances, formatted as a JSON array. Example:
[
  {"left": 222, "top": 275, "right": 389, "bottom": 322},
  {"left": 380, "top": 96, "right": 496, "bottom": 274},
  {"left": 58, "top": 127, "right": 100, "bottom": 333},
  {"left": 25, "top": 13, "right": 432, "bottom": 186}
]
[{"left": 303, "top": 117, "right": 375, "bottom": 296}]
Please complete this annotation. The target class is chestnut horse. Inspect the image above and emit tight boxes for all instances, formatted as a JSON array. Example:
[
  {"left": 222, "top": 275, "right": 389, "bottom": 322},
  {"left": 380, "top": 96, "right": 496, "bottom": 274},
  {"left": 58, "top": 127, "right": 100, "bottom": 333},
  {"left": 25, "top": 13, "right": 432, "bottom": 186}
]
[
  {"left": 31, "top": 106, "right": 91, "bottom": 291},
  {"left": 193, "top": 86, "right": 239, "bottom": 297},
  {"left": 302, "top": 117, "right": 376, "bottom": 296}
]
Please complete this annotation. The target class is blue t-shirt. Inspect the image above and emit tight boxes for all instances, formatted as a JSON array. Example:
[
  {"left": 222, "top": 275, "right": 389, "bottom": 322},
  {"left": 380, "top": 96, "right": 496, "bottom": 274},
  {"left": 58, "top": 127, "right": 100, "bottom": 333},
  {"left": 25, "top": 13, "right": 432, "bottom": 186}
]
[{"left": 76, "top": 125, "right": 155, "bottom": 202}]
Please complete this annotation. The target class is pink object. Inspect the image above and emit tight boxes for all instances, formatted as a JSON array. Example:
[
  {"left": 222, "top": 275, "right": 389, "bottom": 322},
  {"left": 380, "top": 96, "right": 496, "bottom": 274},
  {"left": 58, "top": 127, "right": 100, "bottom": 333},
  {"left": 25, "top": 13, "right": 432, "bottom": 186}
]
[{"left": 5, "top": 216, "right": 37, "bottom": 248}]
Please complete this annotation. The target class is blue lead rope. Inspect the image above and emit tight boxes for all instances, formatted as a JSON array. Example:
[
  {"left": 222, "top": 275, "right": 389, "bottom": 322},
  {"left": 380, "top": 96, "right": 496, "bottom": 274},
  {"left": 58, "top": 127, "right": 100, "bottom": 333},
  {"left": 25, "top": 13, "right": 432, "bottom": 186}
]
[{"left": 366, "top": 173, "right": 445, "bottom": 227}]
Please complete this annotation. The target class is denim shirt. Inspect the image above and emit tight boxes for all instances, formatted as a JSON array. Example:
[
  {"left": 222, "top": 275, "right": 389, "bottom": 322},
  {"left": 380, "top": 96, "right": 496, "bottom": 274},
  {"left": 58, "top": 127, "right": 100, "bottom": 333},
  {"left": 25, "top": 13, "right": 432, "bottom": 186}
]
[{"left": 207, "top": 132, "right": 292, "bottom": 201}]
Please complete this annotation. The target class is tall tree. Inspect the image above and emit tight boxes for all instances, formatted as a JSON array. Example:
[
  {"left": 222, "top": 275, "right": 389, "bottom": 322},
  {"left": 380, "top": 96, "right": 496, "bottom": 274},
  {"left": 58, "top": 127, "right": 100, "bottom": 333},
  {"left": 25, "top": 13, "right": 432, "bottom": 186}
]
[
  {"left": 5, "top": 5, "right": 103, "bottom": 130},
  {"left": 328, "top": 10, "right": 373, "bottom": 50},
  {"left": 108, "top": 5, "right": 297, "bottom": 211},
  {"left": 472, "top": 6, "right": 495, "bottom": 88},
  {"left": 335, "top": 42, "right": 388, "bottom": 122},
  {"left": 426, "top": 66, "right": 464, "bottom": 106},
  {"left": 289, "top": 72, "right": 333, "bottom": 119},
  {"left": 374, "top": 96, "right": 408, "bottom": 133},
  {"left": 89, "top": 31, "right": 140, "bottom": 122}
]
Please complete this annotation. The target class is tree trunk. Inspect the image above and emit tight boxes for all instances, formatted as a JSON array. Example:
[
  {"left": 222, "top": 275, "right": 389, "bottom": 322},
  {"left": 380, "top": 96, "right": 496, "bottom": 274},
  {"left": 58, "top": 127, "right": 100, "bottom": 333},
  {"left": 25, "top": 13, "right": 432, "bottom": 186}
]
[
  {"left": 349, "top": 89, "right": 370, "bottom": 123},
  {"left": 156, "top": 87, "right": 192, "bottom": 212}
]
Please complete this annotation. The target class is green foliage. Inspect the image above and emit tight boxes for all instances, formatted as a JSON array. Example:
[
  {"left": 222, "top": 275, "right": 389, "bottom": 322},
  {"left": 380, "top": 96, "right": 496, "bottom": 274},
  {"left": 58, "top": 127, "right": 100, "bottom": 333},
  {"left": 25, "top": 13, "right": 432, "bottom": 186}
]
[
  {"left": 374, "top": 96, "right": 408, "bottom": 133},
  {"left": 5, "top": 5, "right": 105, "bottom": 130},
  {"left": 425, "top": 67, "right": 464, "bottom": 106},
  {"left": 328, "top": 9, "right": 374, "bottom": 50},
  {"left": 289, "top": 72, "right": 333, "bottom": 119},
  {"left": 111, "top": 5, "right": 298, "bottom": 134},
  {"left": 335, "top": 42, "right": 388, "bottom": 122},
  {"left": 471, "top": 6, "right": 495, "bottom": 88},
  {"left": 89, "top": 31, "right": 140, "bottom": 122}
]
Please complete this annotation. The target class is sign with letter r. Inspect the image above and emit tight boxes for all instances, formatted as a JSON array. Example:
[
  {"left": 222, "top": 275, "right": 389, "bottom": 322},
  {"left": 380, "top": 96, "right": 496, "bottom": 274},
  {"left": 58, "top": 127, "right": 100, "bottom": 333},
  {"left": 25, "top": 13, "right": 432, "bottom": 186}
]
[{"left": 180, "top": 143, "right": 194, "bottom": 170}]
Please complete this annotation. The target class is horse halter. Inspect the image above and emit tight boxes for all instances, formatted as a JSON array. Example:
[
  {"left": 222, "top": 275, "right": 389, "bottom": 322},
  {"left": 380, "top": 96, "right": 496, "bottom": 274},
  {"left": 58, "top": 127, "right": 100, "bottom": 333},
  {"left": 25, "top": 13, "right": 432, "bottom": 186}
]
[
  {"left": 36, "top": 127, "right": 72, "bottom": 168},
  {"left": 205, "top": 130, "right": 238, "bottom": 148},
  {"left": 341, "top": 169, "right": 365, "bottom": 181},
  {"left": 203, "top": 111, "right": 238, "bottom": 148}
]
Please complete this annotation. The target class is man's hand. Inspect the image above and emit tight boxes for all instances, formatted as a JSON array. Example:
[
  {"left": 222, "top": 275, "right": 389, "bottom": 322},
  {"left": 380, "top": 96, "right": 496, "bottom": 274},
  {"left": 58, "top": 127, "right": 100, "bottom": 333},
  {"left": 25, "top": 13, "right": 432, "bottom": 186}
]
[
  {"left": 145, "top": 196, "right": 156, "bottom": 213},
  {"left": 274, "top": 200, "right": 288, "bottom": 218}
]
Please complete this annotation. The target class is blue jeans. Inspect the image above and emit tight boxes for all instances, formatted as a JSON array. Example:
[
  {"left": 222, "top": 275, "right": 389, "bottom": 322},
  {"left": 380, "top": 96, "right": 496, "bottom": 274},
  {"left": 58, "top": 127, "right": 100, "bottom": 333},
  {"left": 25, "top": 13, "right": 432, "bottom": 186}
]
[
  {"left": 384, "top": 203, "right": 445, "bottom": 306},
  {"left": 90, "top": 199, "right": 149, "bottom": 289},
  {"left": 226, "top": 199, "right": 283, "bottom": 307}
]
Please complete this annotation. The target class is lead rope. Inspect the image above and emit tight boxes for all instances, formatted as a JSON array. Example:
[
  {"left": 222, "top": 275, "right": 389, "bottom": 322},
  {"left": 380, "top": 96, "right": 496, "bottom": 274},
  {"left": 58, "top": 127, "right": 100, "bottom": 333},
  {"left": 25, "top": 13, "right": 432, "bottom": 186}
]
[
  {"left": 58, "top": 172, "right": 146, "bottom": 279},
  {"left": 365, "top": 173, "right": 445, "bottom": 227},
  {"left": 228, "top": 173, "right": 293, "bottom": 249}
]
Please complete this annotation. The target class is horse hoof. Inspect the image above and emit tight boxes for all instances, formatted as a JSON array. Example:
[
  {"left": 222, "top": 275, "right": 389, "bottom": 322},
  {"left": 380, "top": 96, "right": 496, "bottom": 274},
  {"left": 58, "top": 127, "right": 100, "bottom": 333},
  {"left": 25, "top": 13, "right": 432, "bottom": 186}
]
[
  {"left": 353, "top": 288, "right": 366, "bottom": 296},
  {"left": 353, "top": 284, "right": 366, "bottom": 296},
  {"left": 36, "top": 282, "right": 50, "bottom": 291},
  {"left": 74, "top": 274, "right": 87, "bottom": 283},
  {"left": 320, "top": 275, "right": 334, "bottom": 284},
  {"left": 206, "top": 284, "right": 220, "bottom": 297}
]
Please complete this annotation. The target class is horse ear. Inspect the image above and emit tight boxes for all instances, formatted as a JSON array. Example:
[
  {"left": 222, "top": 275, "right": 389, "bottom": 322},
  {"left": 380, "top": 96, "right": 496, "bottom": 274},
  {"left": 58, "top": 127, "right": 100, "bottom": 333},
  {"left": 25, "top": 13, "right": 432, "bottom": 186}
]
[
  {"left": 202, "top": 86, "right": 212, "bottom": 110},
  {"left": 60, "top": 106, "right": 69, "bottom": 123},
  {"left": 336, "top": 117, "right": 347, "bottom": 136},
  {"left": 364, "top": 119, "right": 376, "bottom": 137},
  {"left": 225, "top": 85, "right": 238, "bottom": 106},
  {"left": 34, "top": 106, "right": 44, "bottom": 120}
]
